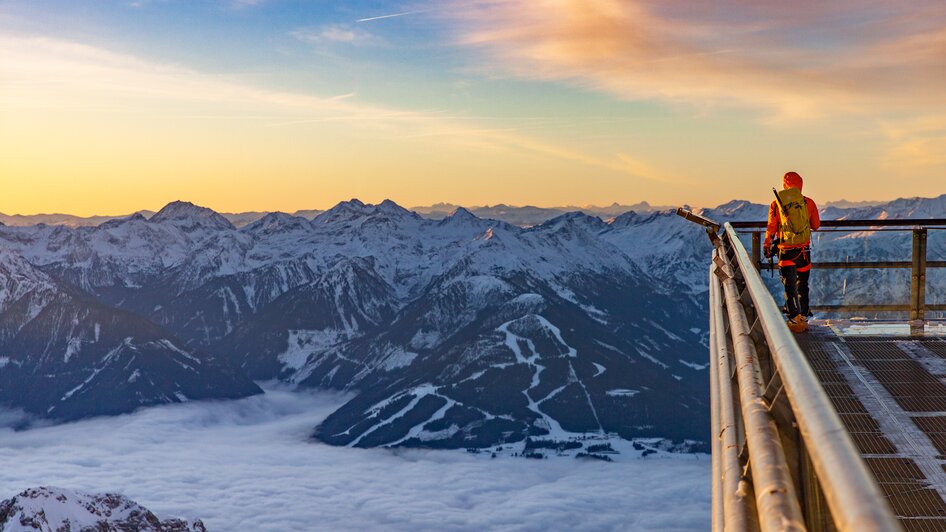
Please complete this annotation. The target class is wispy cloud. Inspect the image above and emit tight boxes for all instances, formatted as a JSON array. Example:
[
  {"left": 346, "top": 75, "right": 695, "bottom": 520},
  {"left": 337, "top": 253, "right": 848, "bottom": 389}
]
[
  {"left": 230, "top": 0, "right": 267, "bottom": 7},
  {"left": 291, "top": 25, "right": 376, "bottom": 45},
  {"left": 0, "top": 34, "right": 677, "bottom": 184}
]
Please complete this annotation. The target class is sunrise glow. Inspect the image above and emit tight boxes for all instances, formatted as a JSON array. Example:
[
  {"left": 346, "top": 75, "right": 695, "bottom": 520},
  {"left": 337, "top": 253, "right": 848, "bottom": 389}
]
[{"left": 2, "top": 1, "right": 945, "bottom": 215}]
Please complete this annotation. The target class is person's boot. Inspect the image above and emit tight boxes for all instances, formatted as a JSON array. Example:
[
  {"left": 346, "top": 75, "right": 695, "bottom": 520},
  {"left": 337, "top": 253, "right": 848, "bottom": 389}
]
[{"left": 788, "top": 315, "right": 808, "bottom": 333}]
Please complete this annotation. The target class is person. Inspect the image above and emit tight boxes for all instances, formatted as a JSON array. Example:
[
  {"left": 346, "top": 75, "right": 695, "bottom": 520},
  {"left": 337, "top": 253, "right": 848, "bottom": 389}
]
[{"left": 764, "top": 171, "right": 821, "bottom": 333}]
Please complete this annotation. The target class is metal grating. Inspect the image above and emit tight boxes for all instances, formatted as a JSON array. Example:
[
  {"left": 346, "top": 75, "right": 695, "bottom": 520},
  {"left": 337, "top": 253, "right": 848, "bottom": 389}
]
[
  {"left": 847, "top": 339, "right": 946, "bottom": 413},
  {"left": 797, "top": 328, "right": 946, "bottom": 529},
  {"left": 923, "top": 340, "right": 946, "bottom": 359}
]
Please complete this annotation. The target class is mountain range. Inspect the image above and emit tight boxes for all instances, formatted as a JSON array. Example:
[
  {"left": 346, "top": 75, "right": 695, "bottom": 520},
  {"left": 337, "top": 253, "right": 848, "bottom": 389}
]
[
  {"left": 0, "top": 194, "right": 944, "bottom": 452},
  {"left": 0, "top": 198, "right": 890, "bottom": 229},
  {"left": 0, "top": 202, "right": 659, "bottom": 229}
]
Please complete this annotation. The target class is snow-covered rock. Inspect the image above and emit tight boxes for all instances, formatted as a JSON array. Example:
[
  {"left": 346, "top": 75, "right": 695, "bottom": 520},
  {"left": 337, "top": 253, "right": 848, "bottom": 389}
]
[{"left": 0, "top": 486, "right": 205, "bottom": 532}]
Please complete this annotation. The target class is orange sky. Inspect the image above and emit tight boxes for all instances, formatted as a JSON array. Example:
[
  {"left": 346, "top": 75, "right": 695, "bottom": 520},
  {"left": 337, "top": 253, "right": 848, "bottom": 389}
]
[{"left": 2, "top": 1, "right": 946, "bottom": 216}]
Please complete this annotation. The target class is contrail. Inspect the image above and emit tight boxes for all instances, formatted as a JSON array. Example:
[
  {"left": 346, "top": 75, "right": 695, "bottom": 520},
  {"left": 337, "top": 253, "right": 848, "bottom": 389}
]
[{"left": 357, "top": 10, "right": 424, "bottom": 23}]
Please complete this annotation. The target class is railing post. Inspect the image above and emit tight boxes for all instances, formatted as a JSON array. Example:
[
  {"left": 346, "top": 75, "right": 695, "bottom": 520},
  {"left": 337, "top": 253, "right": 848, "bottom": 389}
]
[
  {"left": 911, "top": 229, "right": 927, "bottom": 321},
  {"left": 751, "top": 232, "right": 762, "bottom": 271}
]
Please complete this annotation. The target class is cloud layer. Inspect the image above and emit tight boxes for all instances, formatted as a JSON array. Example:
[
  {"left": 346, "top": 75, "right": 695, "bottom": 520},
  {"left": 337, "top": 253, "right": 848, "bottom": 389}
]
[
  {"left": 443, "top": 0, "right": 946, "bottom": 122},
  {"left": 0, "top": 387, "right": 710, "bottom": 531}
]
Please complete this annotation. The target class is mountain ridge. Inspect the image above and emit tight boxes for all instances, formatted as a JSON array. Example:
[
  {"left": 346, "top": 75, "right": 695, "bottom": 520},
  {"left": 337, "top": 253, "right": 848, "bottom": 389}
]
[
  {"left": 1, "top": 194, "right": 944, "bottom": 452},
  {"left": 4, "top": 194, "right": 942, "bottom": 228}
]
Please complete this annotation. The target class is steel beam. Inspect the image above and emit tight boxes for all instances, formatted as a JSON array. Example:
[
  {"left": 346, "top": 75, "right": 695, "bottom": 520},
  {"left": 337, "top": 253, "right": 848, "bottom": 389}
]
[
  {"left": 755, "top": 261, "right": 946, "bottom": 270},
  {"left": 717, "top": 248, "right": 806, "bottom": 532},
  {"left": 730, "top": 219, "right": 946, "bottom": 229},
  {"left": 810, "top": 304, "right": 909, "bottom": 312},
  {"left": 711, "top": 268, "right": 755, "bottom": 531}
]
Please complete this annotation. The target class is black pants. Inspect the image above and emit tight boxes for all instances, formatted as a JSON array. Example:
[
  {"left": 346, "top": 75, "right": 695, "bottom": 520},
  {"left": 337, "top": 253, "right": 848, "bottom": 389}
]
[{"left": 779, "top": 247, "right": 811, "bottom": 318}]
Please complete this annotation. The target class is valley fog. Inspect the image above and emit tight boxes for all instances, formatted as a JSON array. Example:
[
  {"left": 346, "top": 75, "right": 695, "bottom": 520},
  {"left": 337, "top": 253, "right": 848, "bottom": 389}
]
[{"left": 0, "top": 386, "right": 710, "bottom": 531}]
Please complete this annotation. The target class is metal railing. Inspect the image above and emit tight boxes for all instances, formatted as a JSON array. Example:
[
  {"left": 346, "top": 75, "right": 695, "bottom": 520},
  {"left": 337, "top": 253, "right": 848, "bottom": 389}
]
[
  {"left": 730, "top": 219, "right": 946, "bottom": 319},
  {"left": 709, "top": 221, "right": 901, "bottom": 532}
]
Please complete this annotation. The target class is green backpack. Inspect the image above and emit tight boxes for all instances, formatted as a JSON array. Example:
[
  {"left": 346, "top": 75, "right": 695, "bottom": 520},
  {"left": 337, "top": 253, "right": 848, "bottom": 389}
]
[{"left": 775, "top": 187, "right": 811, "bottom": 246}]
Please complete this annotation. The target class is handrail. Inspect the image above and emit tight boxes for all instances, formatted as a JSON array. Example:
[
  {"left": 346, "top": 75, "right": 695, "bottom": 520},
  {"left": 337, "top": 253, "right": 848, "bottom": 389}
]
[
  {"left": 730, "top": 219, "right": 946, "bottom": 229},
  {"left": 722, "top": 222, "right": 901, "bottom": 531},
  {"left": 716, "top": 246, "right": 805, "bottom": 531},
  {"left": 732, "top": 221, "right": 940, "bottom": 319}
]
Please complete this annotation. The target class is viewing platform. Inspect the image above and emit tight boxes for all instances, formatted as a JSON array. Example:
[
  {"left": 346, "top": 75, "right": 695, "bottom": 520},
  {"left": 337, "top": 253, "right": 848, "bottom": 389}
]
[{"left": 698, "top": 215, "right": 946, "bottom": 532}]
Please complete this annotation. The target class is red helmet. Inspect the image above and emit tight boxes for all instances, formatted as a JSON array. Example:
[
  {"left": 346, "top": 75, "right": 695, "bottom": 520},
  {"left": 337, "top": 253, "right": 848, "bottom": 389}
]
[{"left": 783, "top": 171, "right": 803, "bottom": 191}]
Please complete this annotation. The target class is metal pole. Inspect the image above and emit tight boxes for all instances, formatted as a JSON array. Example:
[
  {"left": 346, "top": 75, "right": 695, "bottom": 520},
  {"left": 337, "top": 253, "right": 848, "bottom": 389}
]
[
  {"left": 751, "top": 232, "right": 762, "bottom": 272},
  {"left": 711, "top": 266, "right": 755, "bottom": 531},
  {"left": 724, "top": 222, "right": 902, "bottom": 532},
  {"left": 717, "top": 249, "right": 806, "bottom": 532},
  {"left": 911, "top": 229, "right": 921, "bottom": 321},
  {"left": 710, "top": 265, "right": 724, "bottom": 532},
  {"left": 919, "top": 229, "right": 927, "bottom": 321}
]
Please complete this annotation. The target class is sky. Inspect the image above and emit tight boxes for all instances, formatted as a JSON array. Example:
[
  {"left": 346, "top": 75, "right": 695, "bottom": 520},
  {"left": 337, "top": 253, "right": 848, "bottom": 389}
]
[
  {"left": 0, "top": 386, "right": 711, "bottom": 531},
  {"left": 2, "top": 0, "right": 946, "bottom": 216}
]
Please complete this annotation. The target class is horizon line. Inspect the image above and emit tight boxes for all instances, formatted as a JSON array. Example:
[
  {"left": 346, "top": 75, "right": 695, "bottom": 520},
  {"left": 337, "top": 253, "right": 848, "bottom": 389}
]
[{"left": 1, "top": 194, "right": 943, "bottom": 220}]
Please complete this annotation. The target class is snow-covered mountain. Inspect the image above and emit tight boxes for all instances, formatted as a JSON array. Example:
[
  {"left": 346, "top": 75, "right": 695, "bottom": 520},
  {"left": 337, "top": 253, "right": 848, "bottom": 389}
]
[
  {"left": 0, "top": 248, "right": 260, "bottom": 422},
  {"left": 0, "top": 199, "right": 710, "bottom": 450},
  {"left": 0, "top": 487, "right": 205, "bottom": 531},
  {"left": 595, "top": 195, "right": 946, "bottom": 312},
  {"left": 634, "top": 196, "right": 946, "bottom": 311},
  {"left": 810, "top": 197, "right": 946, "bottom": 312},
  {"left": 2, "top": 194, "right": 943, "bottom": 450},
  {"left": 600, "top": 200, "right": 769, "bottom": 293},
  {"left": 1, "top": 201, "right": 669, "bottom": 230}
]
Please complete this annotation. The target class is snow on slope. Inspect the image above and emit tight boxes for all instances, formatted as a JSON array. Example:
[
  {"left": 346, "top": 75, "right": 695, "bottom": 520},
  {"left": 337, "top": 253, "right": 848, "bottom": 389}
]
[
  {"left": 0, "top": 486, "right": 206, "bottom": 531},
  {"left": 2, "top": 194, "right": 944, "bottom": 448},
  {"left": 0, "top": 248, "right": 261, "bottom": 421}
]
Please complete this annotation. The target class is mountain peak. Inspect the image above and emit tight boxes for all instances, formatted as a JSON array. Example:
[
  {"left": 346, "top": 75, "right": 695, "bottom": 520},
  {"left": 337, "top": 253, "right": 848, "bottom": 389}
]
[
  {"left": 315, "top": 199, "right": 418, "bottom": 224},
  {"left": 242, "top": 212, "right": 311, "bottom": 234},
  {"left": 538, "top": 211, "right": 606, "bottom": 231},
  {"left": 437, "top": 206, "right": 491, "bottom": 231},
  {"left": 450, "top": 206, "right": 476, "bottom": 218},
  {"left": 150, "top": 201, "right": 234, "bottom": 231},
  {"left": 314, "top": 199, "right": 371, "bottom": 223},
  {"left": 710, "top": 199, "right": 753, "bottom": 213},
  {"left": 345, "top": 198, "right": 366, "bottom": 208},
  {"left": 605, "top": 210, "right": 638, "bottom": 228},
  {"left": 376, "top": 199, "right": 414, "bottom": 216}
]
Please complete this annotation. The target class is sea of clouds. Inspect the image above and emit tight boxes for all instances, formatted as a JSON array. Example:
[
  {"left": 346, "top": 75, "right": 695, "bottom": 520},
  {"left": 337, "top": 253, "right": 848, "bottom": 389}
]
[{"left": 0, "top": 386, "right": 710, "bottom": 531}]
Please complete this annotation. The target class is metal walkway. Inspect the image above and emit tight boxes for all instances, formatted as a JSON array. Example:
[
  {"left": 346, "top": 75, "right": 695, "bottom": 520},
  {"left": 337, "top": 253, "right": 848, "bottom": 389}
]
[
  {"left": 799, "top": 322, "right": 946, "bottom": 531},
  {"left": 692, "top": 214, "right": 946, "bottom": 532}
]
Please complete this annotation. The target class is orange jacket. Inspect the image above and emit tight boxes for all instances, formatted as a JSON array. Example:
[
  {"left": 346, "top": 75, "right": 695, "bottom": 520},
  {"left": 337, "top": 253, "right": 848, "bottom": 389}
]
[{"left": 765, "top": 197, "right": 820, "bottom": 248}]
